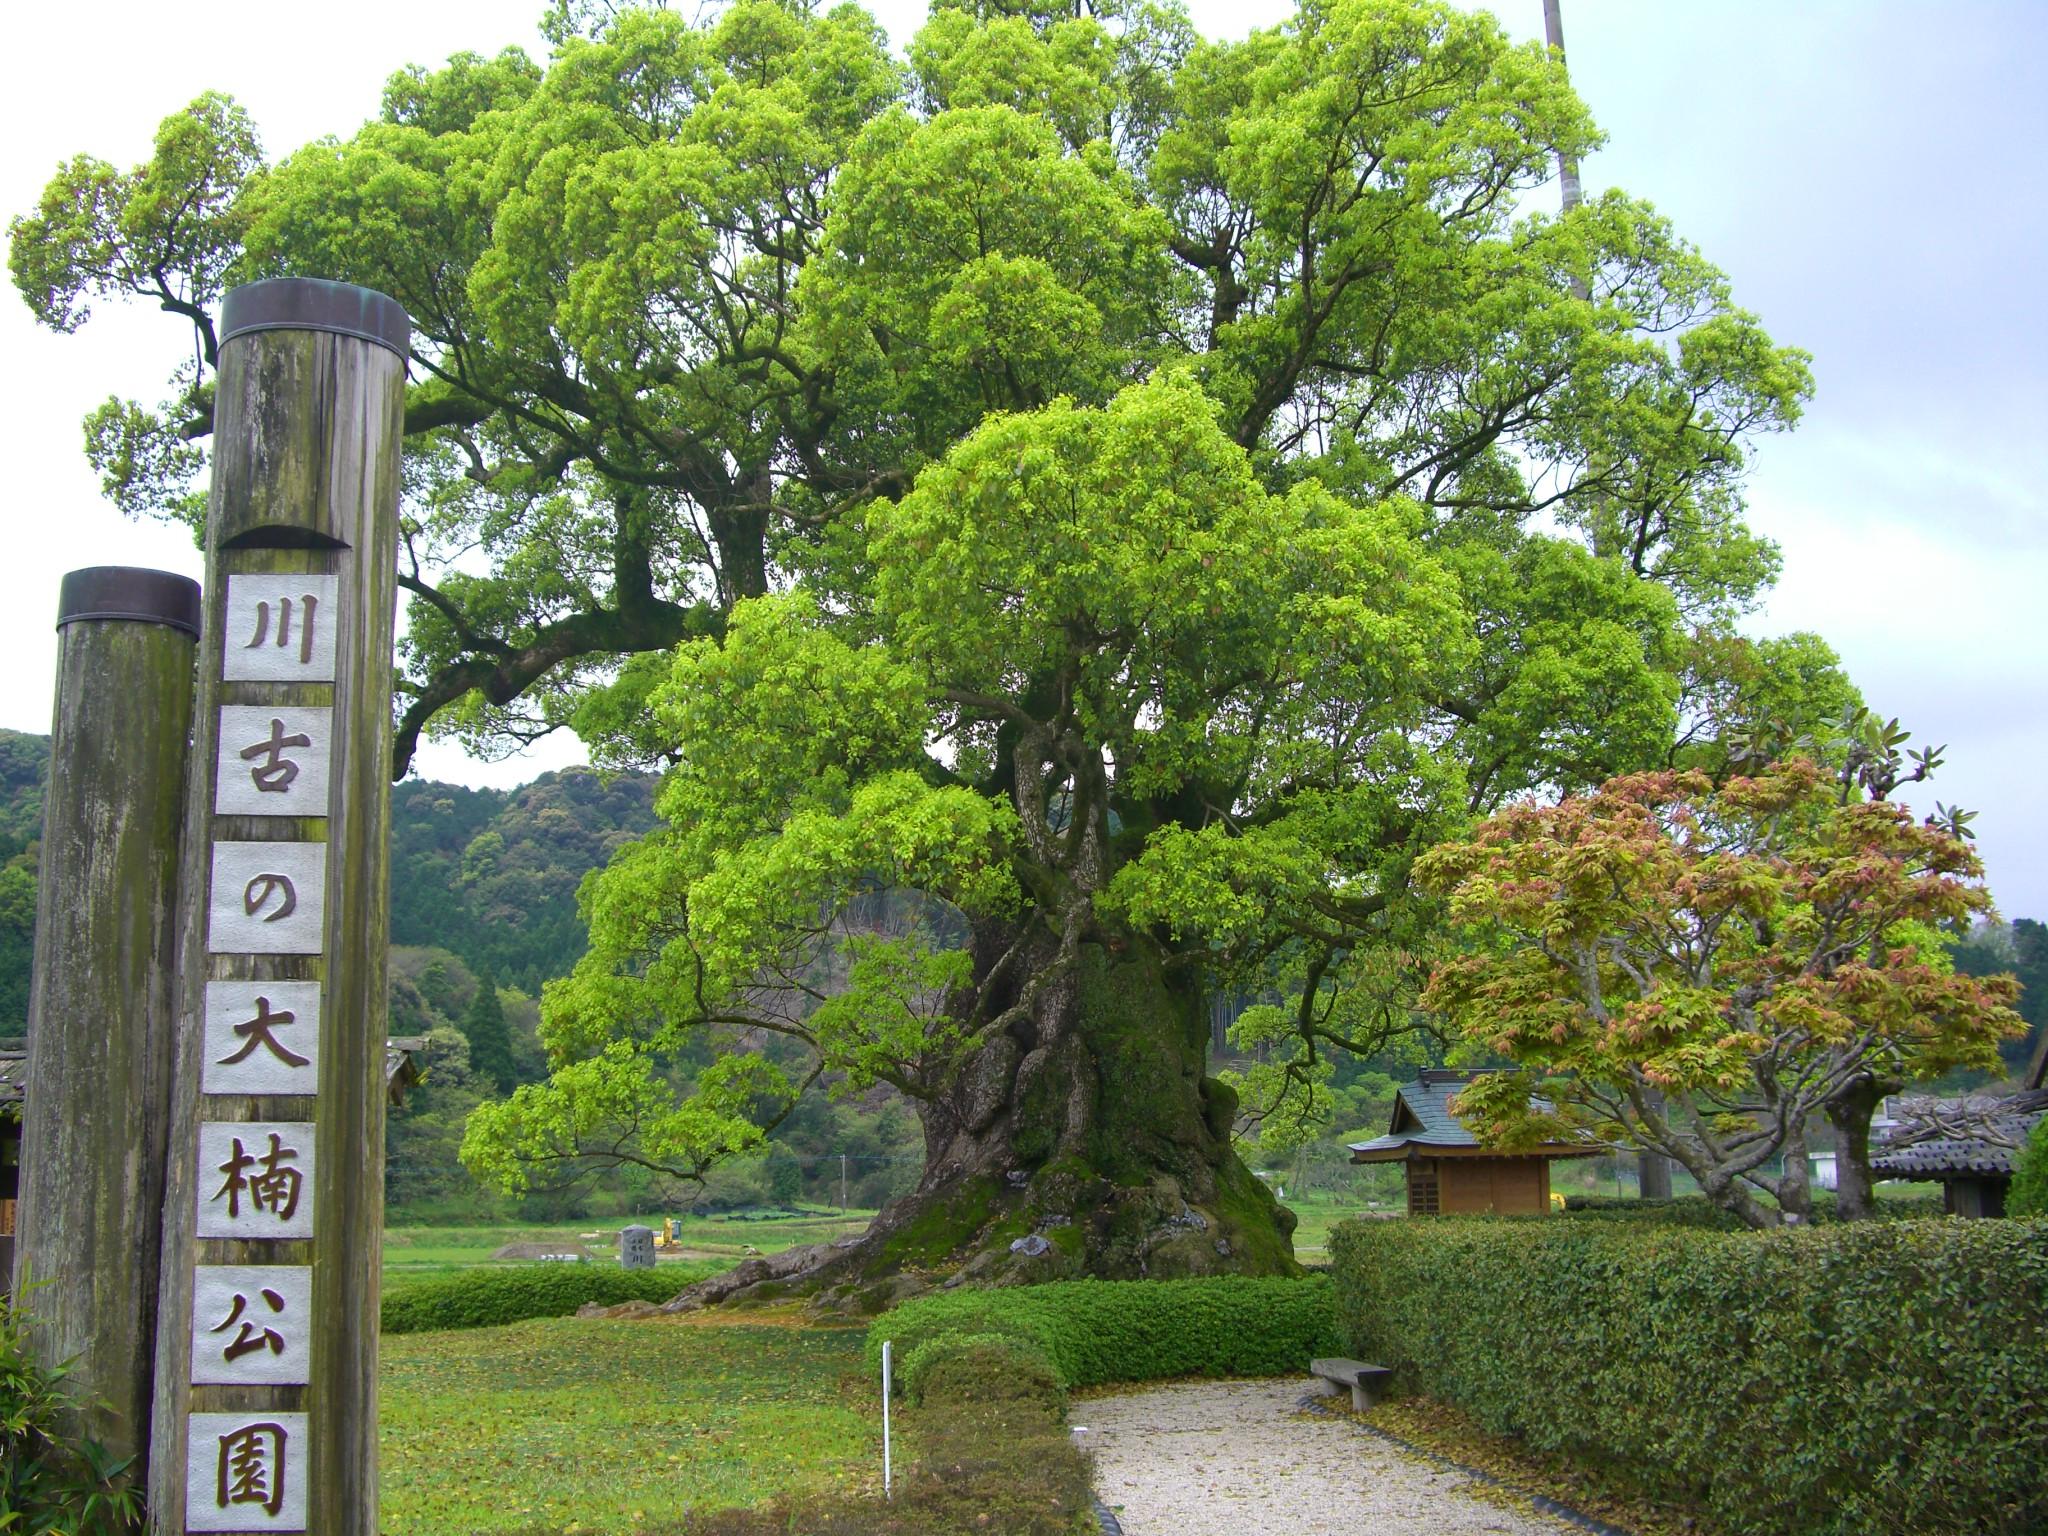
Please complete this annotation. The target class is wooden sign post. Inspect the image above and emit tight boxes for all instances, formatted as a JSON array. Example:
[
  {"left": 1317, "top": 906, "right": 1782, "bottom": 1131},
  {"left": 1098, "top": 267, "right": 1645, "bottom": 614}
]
[
  {"left": 12, "top": 567, "right": 200, "bottom": 1467},
  {"left": 148, "top": 279, "right": 407, "bottom": 1536}
]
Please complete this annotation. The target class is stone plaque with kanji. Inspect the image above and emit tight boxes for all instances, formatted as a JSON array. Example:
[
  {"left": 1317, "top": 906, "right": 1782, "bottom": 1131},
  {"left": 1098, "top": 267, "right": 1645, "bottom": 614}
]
[
  {"left": 208, "top": 841, "right": 327, "bottom": 956},
  {"left": 190, "top": 1265, "right": 313, "bottom": 1386},
  {"left": 215, "top": 706, "right": 334, "bottom": 817},
  {"left": 187, "top": 1411, "right": 309, "bottom": 1531},
  {"left": 201, "top": 981, "right": 321, "bottom": 1097},
  {"left": 222, "top": 574, "right": 338, "bottom": 683},
  {"left": 196, "top": 1122, "right": 315, "bottom": 1241}
]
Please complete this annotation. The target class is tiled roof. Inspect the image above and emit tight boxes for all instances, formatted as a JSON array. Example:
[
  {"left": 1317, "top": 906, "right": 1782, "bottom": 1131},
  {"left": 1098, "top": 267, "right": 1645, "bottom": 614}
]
[
  {"left": 1348, "top": 1069, "right": 1604, "bottom": 1161},
  {"left": 385, "top": 1037, "right": 426, "bottom": 1087},
  {"left": 1871, "top": 1092, "right": 2046, "bottom": 1181},
  {"left": 1871, "top": 1135, "right": 2029, "bottom": 1179},
  {"left": 0, "top": 1051, "right": 24, "bottom": 1104},
  {"left": 1348, "top": 1069, "right": 1504, "bottom": 1156}
]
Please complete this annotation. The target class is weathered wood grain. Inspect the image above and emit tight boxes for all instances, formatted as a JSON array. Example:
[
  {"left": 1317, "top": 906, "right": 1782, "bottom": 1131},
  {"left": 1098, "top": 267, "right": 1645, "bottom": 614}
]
[
  {"left": 149, "top": 281, "right": 406, "bottom": 1536},
  {"left": 13, "top": 580, "right": 198, "bottom": 1467}
]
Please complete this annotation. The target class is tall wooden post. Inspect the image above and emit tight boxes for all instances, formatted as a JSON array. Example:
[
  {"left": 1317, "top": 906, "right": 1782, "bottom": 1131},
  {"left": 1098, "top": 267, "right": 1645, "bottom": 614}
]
[
  {"left": 149, "top": 279, "right": 407, "bottom": 1536},
  {"left": 12, "top": 567, "right": 200, "bottom": 1467}
]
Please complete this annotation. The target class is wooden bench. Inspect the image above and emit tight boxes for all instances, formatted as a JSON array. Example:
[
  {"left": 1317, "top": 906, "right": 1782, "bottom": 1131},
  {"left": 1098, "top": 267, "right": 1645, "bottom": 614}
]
[{"left": 1309, "top": 1357, "right": 1393, "bottom": 1411}]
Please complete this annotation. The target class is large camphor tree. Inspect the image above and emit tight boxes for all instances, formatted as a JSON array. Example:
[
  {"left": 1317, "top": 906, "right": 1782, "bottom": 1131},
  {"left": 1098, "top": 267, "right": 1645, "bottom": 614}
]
[{"left": 11, "top": 0, "right": 1819, "bottom": 1294}]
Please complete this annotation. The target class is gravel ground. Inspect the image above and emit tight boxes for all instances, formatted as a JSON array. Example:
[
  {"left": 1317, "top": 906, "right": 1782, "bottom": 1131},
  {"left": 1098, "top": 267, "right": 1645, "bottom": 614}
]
[{"left": 1077, "top": 1379, "right": 1578, "bottom": 1536}]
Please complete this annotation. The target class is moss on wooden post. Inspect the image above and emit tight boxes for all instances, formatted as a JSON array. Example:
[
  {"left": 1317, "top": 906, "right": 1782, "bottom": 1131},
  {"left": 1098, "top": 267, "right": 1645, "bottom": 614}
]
[
  {"left": 11, "top": 567, "right": 199, "bottom": 1468},
  {"left": 149, "top": 279, "right": 406, "bottom": 1536}
]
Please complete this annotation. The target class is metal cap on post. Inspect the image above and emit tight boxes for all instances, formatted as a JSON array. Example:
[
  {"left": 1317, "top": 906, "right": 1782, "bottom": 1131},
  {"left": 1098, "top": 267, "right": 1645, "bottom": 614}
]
[
  {"left": 14, "top": 565, "right": 201, "bottom": 1472},
  {"left": 56, "top": 566, "right": 204, "bottom": 637},
  {"left": 219, "top": 279, "right": 410, "bottom": 360}
]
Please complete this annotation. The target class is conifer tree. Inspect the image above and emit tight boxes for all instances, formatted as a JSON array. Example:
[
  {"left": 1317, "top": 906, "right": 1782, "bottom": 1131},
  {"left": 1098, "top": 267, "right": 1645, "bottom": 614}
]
[{"left": 461, "top": 973, "right": 517, "bottom": 1098}]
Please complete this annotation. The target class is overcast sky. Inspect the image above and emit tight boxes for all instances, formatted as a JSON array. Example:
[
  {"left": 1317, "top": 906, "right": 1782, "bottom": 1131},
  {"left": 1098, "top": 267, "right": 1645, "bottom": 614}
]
[{"left": 2, "top": 2, "right": 2042, "bottom": 909}]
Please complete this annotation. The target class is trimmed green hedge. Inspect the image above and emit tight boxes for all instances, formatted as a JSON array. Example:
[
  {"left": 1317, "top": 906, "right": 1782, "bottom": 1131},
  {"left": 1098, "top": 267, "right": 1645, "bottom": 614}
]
[
  {"left": 867, "top": 1275, "right": 1337, "bottom": 1393},
  {"left": 1558, "top": 1192, "right": 1948, "bottom": 1226},
  {"left": 381, "top": 1262, "right": 715, "bottom": 1334},
  {"left": 903, "top": 1332, "right": 1066, "bottom": 1416},
  {"left": 1558, "top": 1195, "right": 1745, "bottom": 1228},
  {"left": 1330, "top": 1216, "right": 2048, "bottom": 1536}
]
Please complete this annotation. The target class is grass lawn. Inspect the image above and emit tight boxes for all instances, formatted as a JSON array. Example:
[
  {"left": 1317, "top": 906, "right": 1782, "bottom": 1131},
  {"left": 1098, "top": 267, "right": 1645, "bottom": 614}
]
[
  {"left": 1281, "top": 1191, "right": 1401, "bottom": 1260},
  {"left": 380, "top": 1315, "right": 878, "bottom": 1534},
  {"left": 382, "top": 1208, "right": 877, "bottom": 1294}
]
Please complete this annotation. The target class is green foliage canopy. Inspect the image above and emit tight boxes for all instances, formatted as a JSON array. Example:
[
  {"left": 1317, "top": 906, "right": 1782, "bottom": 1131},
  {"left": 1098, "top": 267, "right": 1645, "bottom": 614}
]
[
  {"left": 12, "top": 0, "right": 1827, "bottom": 1191},
  {"left": 460, "top": 971, "right": 519, "bottom": 1097},
  {"left": 2011, "top": 1118, "right": 2048, "bottom": 1219}
]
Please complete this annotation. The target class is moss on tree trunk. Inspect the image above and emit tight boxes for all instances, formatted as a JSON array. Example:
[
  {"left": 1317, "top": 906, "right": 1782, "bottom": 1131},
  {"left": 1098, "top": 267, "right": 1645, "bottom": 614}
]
[{"left": 668, "top": 940, "right": 1297, "bottom": 1312}]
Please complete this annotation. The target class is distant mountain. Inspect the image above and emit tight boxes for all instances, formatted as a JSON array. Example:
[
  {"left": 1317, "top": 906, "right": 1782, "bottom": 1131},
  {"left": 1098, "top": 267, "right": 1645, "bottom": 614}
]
[
  {"left": 0, "top": 731, "right": 45, "bottom": 856},
  {"left": 0, "top": 731, "right": 43, "bottom": 1029},
  {"left": 0, "top": 727, "right": 659, "bottom": 1027},
  {"left": 391, "top": 767, "right": 660, "bottom": 992}
]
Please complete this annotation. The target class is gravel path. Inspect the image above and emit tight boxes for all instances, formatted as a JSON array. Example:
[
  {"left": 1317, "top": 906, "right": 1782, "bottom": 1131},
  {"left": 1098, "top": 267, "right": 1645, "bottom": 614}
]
[{"left": 1077, "top": 1379, "right": 1579, "bottom": 1536}]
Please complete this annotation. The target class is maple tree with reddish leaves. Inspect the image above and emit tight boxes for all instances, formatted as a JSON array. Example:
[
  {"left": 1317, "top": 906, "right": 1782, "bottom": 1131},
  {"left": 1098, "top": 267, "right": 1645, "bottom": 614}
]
[{"left": 1418, "top": 754, "right": 2023, "bottom": 1227}]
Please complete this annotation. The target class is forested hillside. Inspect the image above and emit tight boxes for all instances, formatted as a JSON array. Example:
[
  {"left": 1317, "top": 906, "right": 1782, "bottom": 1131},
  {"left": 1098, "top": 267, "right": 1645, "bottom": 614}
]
[
  {"left": 0, "top": 727, "right": 657, "bottom": 1023},
  {"left": 1951, "top": 918, "right": 2048, "bottom": 1080},
  {"left": 0, "top": 728, "right": 926, "bottom": 1217},
  {"left": 0, "top": 731, "right": 46, "bottom": 1027},
  {"left": 390, "top": 768, "right": 659, "bottom": 992}
]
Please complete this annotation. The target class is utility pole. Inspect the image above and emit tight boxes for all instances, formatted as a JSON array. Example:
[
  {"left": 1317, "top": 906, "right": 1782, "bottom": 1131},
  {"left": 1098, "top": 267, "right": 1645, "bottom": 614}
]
[
  {"left": 1544, "top": 4, "right": 1673, "bottom": 1202},
  {"left": 1542, "top": 0, "right": 1584, "bottom": 211}
]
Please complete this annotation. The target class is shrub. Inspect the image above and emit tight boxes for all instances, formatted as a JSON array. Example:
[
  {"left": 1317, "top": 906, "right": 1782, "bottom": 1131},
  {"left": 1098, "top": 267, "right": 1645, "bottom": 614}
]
[
  {"left": 867, "top": 1274, "right": 1337, "bottom": 1394},
  {"left": 1, "top": 1290, "right": 143, "bottom": 1534},
  {"left": 1558, "top": 1191, "right": 1947, "bottom": 1225},
  {"left": 1329, "top": 1215, "right": 2048, "bottom": 1536},
  {"left": 2010, "top": 1118, "right": 2048, "bottom": 1217},
  {"left": 903, "top": 1333, "right": 1064, "bottom": 1417},
  {"left": 1558, "top": 1195, "right": 1745, "bottom": 1228},
  {"left": 380, "top": 1261, "right": 715, "bottom": 1334}
]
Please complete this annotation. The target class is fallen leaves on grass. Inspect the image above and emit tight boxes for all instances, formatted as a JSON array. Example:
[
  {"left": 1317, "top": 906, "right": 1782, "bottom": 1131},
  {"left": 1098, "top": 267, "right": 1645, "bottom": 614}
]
[{"left": 1364, "top": 1395, "right": 1719, "bottom": 1536}]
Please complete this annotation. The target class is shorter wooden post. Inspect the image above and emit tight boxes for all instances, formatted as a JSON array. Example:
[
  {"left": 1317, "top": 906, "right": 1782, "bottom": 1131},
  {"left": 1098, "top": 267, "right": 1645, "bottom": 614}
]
[{"left": 12, "top": 566, "right": 200, "bottom": 1468}]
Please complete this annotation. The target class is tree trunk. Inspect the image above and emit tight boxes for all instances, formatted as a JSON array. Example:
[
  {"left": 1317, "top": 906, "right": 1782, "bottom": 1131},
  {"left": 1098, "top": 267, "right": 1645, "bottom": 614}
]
[
  {"left": 662, "top": 936, "right": 1297, "bottom": 1311},
  {"left": 1773, "top": 1118, "right": 1815, "bottom": 1224},
  {"left": 1636, "top": 1087, "right": 1673, "bottom": 1198},
  {"left": 1826, "top": 1074, "right": 1889, "bottom": 1221},
  {"left": 1636, "top": 1150, "right": 1673, "bottom": 1199}
]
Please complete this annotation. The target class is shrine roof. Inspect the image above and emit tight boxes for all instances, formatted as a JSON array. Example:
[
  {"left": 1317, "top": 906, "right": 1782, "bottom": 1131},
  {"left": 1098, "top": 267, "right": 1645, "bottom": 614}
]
[
  {"left": 1348, "top": 1069, "right": 1602, "bottom": 1162},
  {"left": 1871, "top": 1089, "right": 2048, "bottom": 1181}
]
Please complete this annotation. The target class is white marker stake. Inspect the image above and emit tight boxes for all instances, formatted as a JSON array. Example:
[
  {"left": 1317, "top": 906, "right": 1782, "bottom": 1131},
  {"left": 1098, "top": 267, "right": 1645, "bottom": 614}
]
[{"left": 882, "top": 1340, "right": 893, "bottom": 1499}]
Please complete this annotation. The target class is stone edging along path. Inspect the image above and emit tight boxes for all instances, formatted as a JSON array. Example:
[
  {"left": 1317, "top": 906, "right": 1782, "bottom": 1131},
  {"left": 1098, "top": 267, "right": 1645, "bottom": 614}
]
[{"left": 1077, "top": 1378, "right": 1623, "bottom": 1536}]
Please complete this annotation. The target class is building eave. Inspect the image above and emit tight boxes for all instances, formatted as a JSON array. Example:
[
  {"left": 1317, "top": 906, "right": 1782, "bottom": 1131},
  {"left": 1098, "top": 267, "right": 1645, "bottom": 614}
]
[{"left": 1349, "top": 1138, "right": 1605, "bottom": 1164}]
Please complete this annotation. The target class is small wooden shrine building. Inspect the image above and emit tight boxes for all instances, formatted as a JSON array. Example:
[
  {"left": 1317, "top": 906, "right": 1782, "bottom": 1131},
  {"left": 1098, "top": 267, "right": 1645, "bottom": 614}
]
[{"left": 1349, "top": 1068, "right": 1601, "bottom": 1216}]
